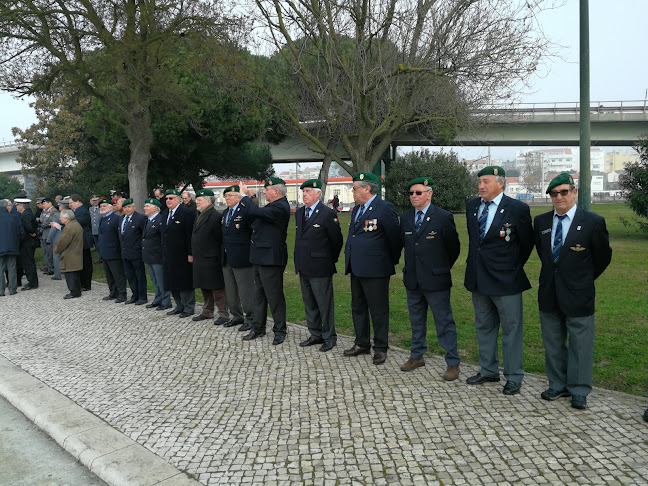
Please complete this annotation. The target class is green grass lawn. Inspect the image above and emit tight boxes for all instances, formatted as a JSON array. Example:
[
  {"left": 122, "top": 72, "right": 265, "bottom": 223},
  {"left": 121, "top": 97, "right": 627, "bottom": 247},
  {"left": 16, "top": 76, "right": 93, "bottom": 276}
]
[{"left": 42, "top": 203, "right": 648, "bottom": 395}]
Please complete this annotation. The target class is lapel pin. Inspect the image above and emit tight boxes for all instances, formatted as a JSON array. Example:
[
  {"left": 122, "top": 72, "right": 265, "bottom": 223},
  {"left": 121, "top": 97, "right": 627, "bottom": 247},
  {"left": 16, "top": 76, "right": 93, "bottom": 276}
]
[{"left": 577, "top": 226, "right": 581, "bottom": 231}]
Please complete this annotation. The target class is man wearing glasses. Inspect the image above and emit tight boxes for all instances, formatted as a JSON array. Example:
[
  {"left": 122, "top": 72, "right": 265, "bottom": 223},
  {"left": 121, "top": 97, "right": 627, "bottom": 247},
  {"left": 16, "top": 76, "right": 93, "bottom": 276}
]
[
  {"left": 398, "top": 178, "right": 461, "bottom": 380},
  {"left": 534, "top": 172, "right": 612, "bottom": 410}
]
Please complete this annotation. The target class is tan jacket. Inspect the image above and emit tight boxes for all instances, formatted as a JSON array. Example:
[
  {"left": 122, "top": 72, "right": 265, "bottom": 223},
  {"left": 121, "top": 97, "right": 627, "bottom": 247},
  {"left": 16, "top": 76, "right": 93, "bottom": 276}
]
[{"left": 53, "top": 219, "right": 83, "bottom": 272}]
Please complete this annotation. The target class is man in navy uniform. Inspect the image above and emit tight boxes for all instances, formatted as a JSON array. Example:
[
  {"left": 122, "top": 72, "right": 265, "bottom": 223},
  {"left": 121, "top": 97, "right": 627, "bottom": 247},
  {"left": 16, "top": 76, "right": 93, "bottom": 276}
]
[
  {"left": 238, "top": 178, "right": 290, "bottom": 345},
  {"left": 14, "top": 197, "right": 39, "bottom": 290},
  {"left": 343, "top": 172, "right": 401, "bottom": 365},
  {"left": 464, "top": 166, "right": 534, "bottom": 396},
  {"left": 399, "top": 177, "right": 461, "bottom": 379},
  {"left": 69, "top": 194, "right": 94, "bottom": 291},
  {"left": 98, "top": 198, "right": 127, "bottom": 302},
  {"left": 221, "top": 185, "right": 255, "bottom": 331},
  {"left": 142, "top": 198, "right": 171, "bottom": 310},
  {"left": 534, "top": 173, "right": 612, "bottom": 409},
  {"left": 294, "top": 179, "right": 343, "bottom": 352},
  {"left": 119, "top": 198, "right": 148, "bottom": 305},
  {"left": 160, "top": 189, "right": 196, "bottom": 318}
]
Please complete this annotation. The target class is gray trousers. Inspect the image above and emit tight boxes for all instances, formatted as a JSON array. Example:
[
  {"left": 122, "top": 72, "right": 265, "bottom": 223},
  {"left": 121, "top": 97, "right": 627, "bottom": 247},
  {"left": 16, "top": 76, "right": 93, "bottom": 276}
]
[
  {"left": 52, "top": 253, "right": 62, "bottom": 279},
  {"left": 0, "top": 255, "right": 18, "bottom": 295},
  {"left": 540, "top": 309, "right": 595, "bottom": 397},
  {"left": 299, "top": 274, "right": 337, "bottom": 344},
  {"left": 472, "top": 291, "right": 524, "bottom": 384},
  {"left": 171, "top": 289, "right": 195, "bottom": 314},
  {"left": 146, "top": 263, "right": 171, "bottom": 306},
  {"left": 41, "top": 238, "right": 54, "bottom": 272},
  {"left": 222, "top": 264, "right": 254, "bottom": 324},
  {"left": 252, "top": 265, "right": 286, "bottom": 336}
]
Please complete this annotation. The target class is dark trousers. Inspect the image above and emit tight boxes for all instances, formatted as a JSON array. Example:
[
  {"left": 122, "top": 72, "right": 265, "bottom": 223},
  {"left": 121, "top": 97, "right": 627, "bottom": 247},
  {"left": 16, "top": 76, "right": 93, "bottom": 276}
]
[
  {"left": 123, "top": 258, "right": 147, "bottom": 301},
  {"left": 63, "top": 271, "right": 81, "bottom": 297},
  {"left": 200, "top": 288, "right": 228, "bottom": 318},
  {"left": 103, "top": 259, "right": 127, "bottom": 299},
  {"left": 300, "top": 274, "right": 336, "bottom": 344},
  {"left": 0, "top": 255, "right": 17, "bottom": 295},
  {"left": 171, "top": 289, "right": 195, "bottom": 314},
  {"left": 20, "top": 245, "right": 38, "bottom": 287},
  {"left": 350, "top": 275, "right": 390, "bottom": 352},
  {"left": 80, "top": 248, "right": 93, "bottom": 289},
  {"left": 252, "top": 265, "right": 287, "bottom": 336}
]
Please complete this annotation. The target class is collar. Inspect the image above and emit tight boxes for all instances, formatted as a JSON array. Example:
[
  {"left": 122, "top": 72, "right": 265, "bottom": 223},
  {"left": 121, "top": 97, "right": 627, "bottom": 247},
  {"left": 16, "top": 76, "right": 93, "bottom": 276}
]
[
  {"left": 102, "top": 211, "right": 114, "bottom": 218},
  {"left": 229, "top": 202, "right": 240, "bottom": 213},
  {"left": 415, "top": 203, "right": 431, "bottom": 215},
  {"left": 363, "top": 194, "right": 377, "bottom": 209},
  {"left": 482, "top": 192, "right": 504, "bottom": 206},
  {"left": 305, "top": 200, "right": 319, "bottom": 211},
  {"left": 149, "top": 213, "right": 159, "bottom": 221},
  {"left": 554, "top": 203, "right": 577, "bottom": 220}
]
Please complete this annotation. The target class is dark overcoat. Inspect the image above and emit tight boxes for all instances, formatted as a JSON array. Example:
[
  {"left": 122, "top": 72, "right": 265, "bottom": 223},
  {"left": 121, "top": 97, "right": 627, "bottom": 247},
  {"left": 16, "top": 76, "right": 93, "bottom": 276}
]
[
  {"left": 141, "top": 213, "right": 164, "bottom": 265},
  {"left": 221, "top": 203, "right": 252, "bottom": 268},
  {"left": 0, "top": 207, "right": 23, "bottom": 256},
  {"left": 240, "top": 195, "right": 290, "bottom": 267},
  {"left": 160, "top": 204, "right": 195, "bottom": 291},
  {"left": 98, "top": 212, "right": 122, "bottom": 261},
  {"left": 119, "top": 211, "right": 147, "bottom": 260},
  {"left": 294, "top": 203, "right": 343, "bottom": 277},
  {"left": 73, "top": 205, "right": 95, "bottom": 250},
  {"left": 19, "top": 207, "right": 40, "bottom": 249},
  {"left": 191, "top": 206, "right": 225, "bottom": 289}
]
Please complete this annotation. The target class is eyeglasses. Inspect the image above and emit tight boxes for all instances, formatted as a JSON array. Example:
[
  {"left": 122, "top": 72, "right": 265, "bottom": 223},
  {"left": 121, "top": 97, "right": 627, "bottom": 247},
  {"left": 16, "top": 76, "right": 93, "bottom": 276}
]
[
  {"left": 351, "top": 186, "right": 364, "bottom": 191},
  {"left": 549, "top": 189, "right": 571, "bottom": 198},
  {"left": 409, "top": 190, "right": 429, "bottom": 196},
  {"left": 166, "top": 196, "right": 177, "bottom": 200}
]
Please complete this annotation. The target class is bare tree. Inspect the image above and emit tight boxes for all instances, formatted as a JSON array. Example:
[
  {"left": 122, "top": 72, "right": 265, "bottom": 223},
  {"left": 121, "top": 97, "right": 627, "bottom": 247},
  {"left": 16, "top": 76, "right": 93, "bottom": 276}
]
[
  {"left": 522, "top": 151, "right": 543, "bottom": 194},
  {"left": 252, "top": 0, "right": 555, "bottom": 175}
]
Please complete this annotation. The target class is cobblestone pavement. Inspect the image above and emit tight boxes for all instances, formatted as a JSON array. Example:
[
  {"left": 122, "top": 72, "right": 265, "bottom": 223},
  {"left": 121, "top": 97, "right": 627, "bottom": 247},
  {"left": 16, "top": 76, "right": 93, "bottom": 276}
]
[{"left": 0, "top": 275, "right": 647, "bottom": 485}]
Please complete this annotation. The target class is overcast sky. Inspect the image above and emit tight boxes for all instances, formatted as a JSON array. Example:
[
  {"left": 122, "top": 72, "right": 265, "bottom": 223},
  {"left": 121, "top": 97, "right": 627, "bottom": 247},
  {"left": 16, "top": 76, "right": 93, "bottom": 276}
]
[{"left": 1, "top": 0, "right": 646, "bottom": 161}]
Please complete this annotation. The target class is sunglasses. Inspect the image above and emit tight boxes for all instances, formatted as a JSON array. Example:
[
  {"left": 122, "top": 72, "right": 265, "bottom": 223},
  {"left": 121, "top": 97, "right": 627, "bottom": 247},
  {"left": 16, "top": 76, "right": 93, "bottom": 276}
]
[
  {"left": 409, "top": 190, "right": 428, "bottom": 196},
  {"left": 549, "top": 189, "right": 571, "bottom": 198},
  {"left": 166, "top": 196, "right": 177, "bottom": 200}
]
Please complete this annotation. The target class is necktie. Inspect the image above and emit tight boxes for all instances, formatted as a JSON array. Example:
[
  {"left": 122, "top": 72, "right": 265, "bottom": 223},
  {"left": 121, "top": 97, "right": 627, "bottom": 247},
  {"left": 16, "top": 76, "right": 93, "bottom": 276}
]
[
  {"left": 354, "top": 205, "right": 365, "bottom": 227},
  {"left": 226, "top": 209, "right": 232, "bottom": 227},
  {"left": 304, "top": 207, "right": 311, "bottom": 221},
  {"left": 167, "top": 209, "right": 174, "bottom": 225},
  {"left": 415, "top": 210, "right": 424, "bottom": 232},
  {"left": 552, "top": 214, "right": 567, "bottom": 263},
  {"left": 478, "top": 201, "right": 492, "bottom": 242},
  {"left": 122, "top": 216, "right": 129, "bottom": 233}
]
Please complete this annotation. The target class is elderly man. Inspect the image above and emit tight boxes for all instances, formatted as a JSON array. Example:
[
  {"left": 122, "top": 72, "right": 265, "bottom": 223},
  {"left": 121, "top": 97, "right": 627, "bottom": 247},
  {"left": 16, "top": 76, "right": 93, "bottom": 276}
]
[
  {"left": 0, "top": 199, "right": 24, "bottom": 296},
  {"left": 113, "top": 197, "right": 126, "bottom": 217},
  {"left": 48, "top": 198, "right": 68, "bottom": 281},
  {"left": 220, "top": 185, "right": 255, "bottom": 331},
  {"left": 161, "top": 189, "right": 196, "bottom": 318},
  {"left": 238, "top": 178, "right": 291, "bottom": 345},
  {"left": 53, "top": 209, "right": 84, "bottom": 299},
  {"left": 181, "top": 191, "right": 197, "bottom": 212},
  {"left": 534, "top": 173, "right": 612, "bottom": 410},
  {"left": 119, "top": 198, "right": 148, "bottom": 305},
  {"left": 142, "top": 198, "right": 171, "bottom": 310},
  {"left": 98, "top": 197, "right": 128, "bottom": 302},
  {"left": 154, "top": 188, "right": 166, "bottom": 208},
  {"left": 343, "top": 172, "right": 401, "bottom": 365},
  {"left": 398, "top": 178, "right": 461, "bottom": 378},
  {"left": 191, "top": 189, "right": 229, "bottom": 323},
  {"left": 294, "top": 179, "right": 343, "bottom": 352},
  {"left": 464, "top": 166, "right": 534, "bottom": 396},
  {"left": 14, "top": 197, "right": 40, "bottom": 290},
  {"left": 39, "top": 197, "right": 57, "bottom": 275},
  {"left": 69, "top": 194, "right": 94, "bottom": 291}
]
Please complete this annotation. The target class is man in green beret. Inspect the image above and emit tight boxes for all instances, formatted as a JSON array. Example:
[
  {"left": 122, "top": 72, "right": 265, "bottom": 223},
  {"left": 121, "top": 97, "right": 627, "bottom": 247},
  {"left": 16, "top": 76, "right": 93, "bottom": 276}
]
[
  {"left": 343, "top": 172, "right": 401, "bottom": 365},
  {"left": 534, "top": 173, "right": 612, "bottom": 410},
  {"left": 464, "top": 166, "right": 534, "bottom": 395},
  {"left": 142, "top": 198, "right": 171, "bottom": 310},
  {"left": 98, "top": 198, "right": 127, "bottom": 302},
  {"left": 119, "top": 198, "right": 148, "bottom": 304},
  {"left": 398, "top": 177, "right": 461, "bottom": 379}
]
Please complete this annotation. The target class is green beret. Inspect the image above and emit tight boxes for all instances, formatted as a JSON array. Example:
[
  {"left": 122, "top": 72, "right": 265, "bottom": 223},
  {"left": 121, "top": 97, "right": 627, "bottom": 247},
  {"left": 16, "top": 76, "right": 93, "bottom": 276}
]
[
  {"left": 408, "top": 177, "right": 434, "bottom": 189},
  {"left": 300, "top": 179, "right": 322, "bottom": 190},
  {"left": 144, "top": 198, "right": 161, "bottom": 208},
  {"left": 121, "top": 198, "right": 134, "bottom": 207},
  {"left": 264, "top": 177, "right": 286, "bottom": 187},
  {"left": 165, "top": 189, "right": 180, "bottom": 196},
  {"left": 477, "top": 166, "right": 506, "bottom": 177},
  {"left": 196, "top": 189, "right": 214, "bottom": 197},
  {"left": 546, "top": 172, "right": 575, "bottom": 194},
  {"left": 223, "top": 185, "right": 240, "bottom": 194},
  {"left": 352, "top": 172, "right": 379, "bottom": 183},
  {"left": 98, "top": 198, "right": 111, "bottom": 205}
]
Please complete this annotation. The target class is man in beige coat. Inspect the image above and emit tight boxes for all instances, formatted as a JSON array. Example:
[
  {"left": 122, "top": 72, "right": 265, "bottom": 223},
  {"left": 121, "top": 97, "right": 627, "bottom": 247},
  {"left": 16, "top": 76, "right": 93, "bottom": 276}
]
[{"left": 53, "top": 209, "right": 84, "bottom": 299}]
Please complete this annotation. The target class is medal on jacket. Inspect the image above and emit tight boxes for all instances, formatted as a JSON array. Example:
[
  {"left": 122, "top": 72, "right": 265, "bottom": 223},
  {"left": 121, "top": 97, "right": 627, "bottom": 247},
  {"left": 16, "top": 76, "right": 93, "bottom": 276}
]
[{"left": 504, "top": 223, "right": 511, "bottom": 242}]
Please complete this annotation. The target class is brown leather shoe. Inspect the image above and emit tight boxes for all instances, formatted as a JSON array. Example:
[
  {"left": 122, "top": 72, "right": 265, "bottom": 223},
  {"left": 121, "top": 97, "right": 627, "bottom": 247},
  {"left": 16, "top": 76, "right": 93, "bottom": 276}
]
[
  {"left": 343, "top": 345, "right": 371, "bottom": 357},
  {"left": 400, "top": 358, "right": 425, "bottom": 372},
  {"left": 372, "top": 351, "right": 387, "bottom": 365},
  {"left": 443, "top": 365, "right": 460, "bottom": 381}
]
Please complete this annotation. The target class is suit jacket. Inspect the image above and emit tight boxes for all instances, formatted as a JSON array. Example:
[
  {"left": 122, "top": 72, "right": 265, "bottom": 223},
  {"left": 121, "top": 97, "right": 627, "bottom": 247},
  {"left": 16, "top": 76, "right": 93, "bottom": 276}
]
[
  {"left": 118, "top": 211, "right": 147, "bottom": 260},
  {"left": 221, "top": 203, "right": 252, "bottom": 268},
  {"left": 19, "top": 208, "right": 40, "bottom": 249},
  {"left": 534, "top": 207, "right": 612, "bottom": 317},
  {"left": 294, "top": 203, "right": 343, "bottom": 277},
  {"left": 73, "top": 205, "right": 94, "bottom": 250},
  {"left": 142, "top": 214, "right": 164, "bottom": 265},
  {"left": 240, "top": 195, "right": 290, "bottom": 267},
  {"left": 98, "top": 212, "right": 122, "bottom": 261},
  {"left": 344, "top": 197, "right": 401, "bottom": 278},
  {"left": 464, "top": 194, "right": 534, "bottom": 295},
  {"left": 160, "top": 204, "right": 195, "bottom": 291},
  {"left": 192, "top": 206, "right": 225, "bottom": 289},
  {"left": 400, "top": 205, "right": 460, "bottom": 292}
]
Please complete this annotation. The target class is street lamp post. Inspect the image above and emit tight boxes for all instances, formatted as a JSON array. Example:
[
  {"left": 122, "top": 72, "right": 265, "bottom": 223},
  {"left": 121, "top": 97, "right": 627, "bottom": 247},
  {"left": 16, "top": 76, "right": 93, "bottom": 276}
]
[{"left": 579, "top": 0, "right": 591, "bottom": 210}]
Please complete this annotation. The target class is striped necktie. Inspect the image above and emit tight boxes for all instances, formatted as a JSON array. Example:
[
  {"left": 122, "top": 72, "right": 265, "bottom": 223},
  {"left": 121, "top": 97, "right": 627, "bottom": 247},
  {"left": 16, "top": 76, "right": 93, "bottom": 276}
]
[
  {"left": 354, "top": 205, "right": 365, "bottom": 227},
  {"left": 552, "top": 214, "right": 567, "bottom": 263},
  {"left": 478, "top": 201, "right": 492, "bottom": 242},
  {"left": 304, "top": 207, "right": 311, "bottom": 221},
  {"left": 415, "top": 210, "right": 424, "bottom": 232}
]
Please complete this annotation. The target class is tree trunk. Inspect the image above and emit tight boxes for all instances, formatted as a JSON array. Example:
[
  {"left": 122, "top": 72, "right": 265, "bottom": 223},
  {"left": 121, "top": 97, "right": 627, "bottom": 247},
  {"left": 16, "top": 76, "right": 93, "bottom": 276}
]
[
  {"left": 318, "top": 139, "right": 337, "bottom": 200},
  {"left": 126, "top": 108, "right": 153, "bottom": 210}
]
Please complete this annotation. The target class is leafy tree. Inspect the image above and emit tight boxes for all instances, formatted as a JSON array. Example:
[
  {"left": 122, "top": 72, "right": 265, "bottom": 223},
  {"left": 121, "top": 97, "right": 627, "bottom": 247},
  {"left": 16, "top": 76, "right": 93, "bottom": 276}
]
[
  {"left": 0, "top": 173, "right": 24, "bottom": 201},
  {"left": 384, "top": 150, "right": 476, "bottom": 214},
  {"left": 619, "top": 137, "right": 648, "bottom": 225}
]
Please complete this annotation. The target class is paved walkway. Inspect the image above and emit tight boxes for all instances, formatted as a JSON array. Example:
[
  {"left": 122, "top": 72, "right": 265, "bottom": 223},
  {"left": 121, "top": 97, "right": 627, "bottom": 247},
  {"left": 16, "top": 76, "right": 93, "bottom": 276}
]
[{"left": 0, "top": 275, "right": 647, "bottom": 485}]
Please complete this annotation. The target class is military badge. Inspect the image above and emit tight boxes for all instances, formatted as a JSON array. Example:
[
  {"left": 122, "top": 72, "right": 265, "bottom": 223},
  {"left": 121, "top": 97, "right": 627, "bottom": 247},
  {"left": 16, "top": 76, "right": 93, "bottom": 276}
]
[{"left": 360, "top": 174, "right": 364, "bottom": 180}]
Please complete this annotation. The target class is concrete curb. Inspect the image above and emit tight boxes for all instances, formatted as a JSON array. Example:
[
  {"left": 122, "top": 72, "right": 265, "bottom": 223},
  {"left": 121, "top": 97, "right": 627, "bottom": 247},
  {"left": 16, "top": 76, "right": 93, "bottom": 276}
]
[{"left": 0, "top": 355, "right": 200, "bottom": 486}]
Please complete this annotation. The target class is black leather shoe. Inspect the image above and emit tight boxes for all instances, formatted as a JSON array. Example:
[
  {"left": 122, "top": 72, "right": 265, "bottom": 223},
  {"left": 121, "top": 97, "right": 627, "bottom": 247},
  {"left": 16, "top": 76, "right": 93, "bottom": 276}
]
[
  {"left": 179, "top": 312, "right": 192, "bottom": 318},
  {"left": 167, "top": 309, "right": 182, "bottom": 315},
  {"left": 192, "top": 315, "right": 209, "bottom": 321},
  {"left": 272, "top": 334, "right": 286, "bottom": 345},
  {"left": 124, "top": 298, "right": 136, "bottom": 304},
  {"left": 503, "top": 381, "right": 521, "bottom": 395},
  {"left": 157, "top": 305, "right": 172, "bottom": 311},
  {"left": 51, "top": 277, "right": 62, "bottom": 280},
  {"left": 114, "top": 298, "right": 126, "bottom": 303},
  {"left": 238, "top": 323, "right": 252, "bottom": 332},
  {"left": 135, "top": 300, "right": 147, "bottom": 305},
  {"left": 466, "top": 373, "right": 500, "bottom": 385},
  {"left": 300, "top": 336, "right": 324, "bottom": 347},
  {"left": 643, "top": 408, "right": 648, "bottom": 422},
  {"left": 214, "top": 317, "right": 229, "bottom": 326},
  {"left": 540, "top": 388, "right": 571, "bottom": 401},
  {"left": 64, "top": 293, "right": 80, "bottom": 299},
  {"left": 81, "top": 287, "right": 91, "bottom": 292},
  {"left": 223, "top": 319, "right": 243, "bottom": 328},
  {"left": 319, "top": 342, "right": 335, "bottom": 352},
  {"left": 372, "top": 351, "right": 387, "bottom": 365},
  {"left": 571, "top": 395, "right": 587, "bottom": 410},
  {"left": 343, "top": 345, "right": 371, "bottom": 357},
  {"left": 21, "top": 285, "right": 36, "bottom": 291},
  {"left": 243, "top": 330, "right": 266, "bottom": 341},
  {"left": 102, "top": 296, "right": 116, "bottom": 301},
  {"left": 146, "top": 303, "right": 160, "bottom": 308}
]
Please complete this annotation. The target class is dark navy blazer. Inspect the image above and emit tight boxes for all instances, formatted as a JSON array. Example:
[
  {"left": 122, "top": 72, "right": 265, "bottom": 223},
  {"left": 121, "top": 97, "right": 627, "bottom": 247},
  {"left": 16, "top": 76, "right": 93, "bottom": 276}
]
[
  {"left": 118, "top": 211, "right": 147, "bottom": 261},
  {"left": 98, "top": 212, "right": 121, "bottom": 261},
  {"left": 221, "top": 202, "right": 253, "bottom": 268},
  {"left": 240, "top": 195, "right": 290, "bottom": 267},
  {"left": 294, "top": 203, "right": 343, "bottom": 278}
]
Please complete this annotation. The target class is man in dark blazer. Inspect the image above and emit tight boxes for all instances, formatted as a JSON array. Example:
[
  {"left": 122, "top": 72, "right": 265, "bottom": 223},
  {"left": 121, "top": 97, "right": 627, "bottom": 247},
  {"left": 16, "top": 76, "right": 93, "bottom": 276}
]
[
  {"left": 399, "top": 177, "right": 461, "bottom": 379},
  {"left": 14, "top": 197, "right": 39, "bottom": 290},
  {"left": 160, "top": 189, "right": 196, "bottom": 317},
  {"left": 142, "top": 198, "right": 171, "bottom": 310},
  {"left": 119, "top": 198, "right": 148, "bottom": 305},
  {"left": 191, "top": 189, "right": 228, "bottom": 324},
  {"left": 464, "top": 166, "right": 534, "bottom": 396},
  {"left": 98, "top": 198, "right": 127, "bottom": 302},
  {"left": 221, "top": 185, "right": 255, "bottom": 331},
  {"left": 534, "top": 173, "right": 612, "bottom": 410},
  {"left": 343, "top": 172, "right": 401, "bottom": 365},
  {"left": 294, "top": 179, "right": 343, "bottom": 352},
  {"left": 238, "top": 178, "right": 291, "bottom": 345},
  {"left": 69, "top": 194, "right": 94, "bottom": 291}
]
